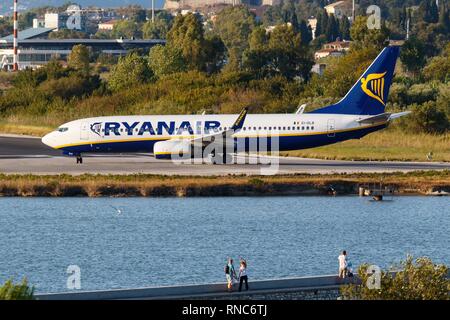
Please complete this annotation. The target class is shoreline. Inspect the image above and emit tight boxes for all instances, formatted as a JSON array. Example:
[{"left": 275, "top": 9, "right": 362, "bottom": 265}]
[{"left": 0, "top": 171, "right": 448, "bottom": 197}]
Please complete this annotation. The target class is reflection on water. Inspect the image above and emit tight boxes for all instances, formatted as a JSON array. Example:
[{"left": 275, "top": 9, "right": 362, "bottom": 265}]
[{"left": 0, "top": 196, "right": 448, "bottom": 293}]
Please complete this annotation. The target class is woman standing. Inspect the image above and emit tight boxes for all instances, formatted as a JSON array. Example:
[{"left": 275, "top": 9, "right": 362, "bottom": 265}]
[
  {"left": 238, "top": 260, "right": 249, "bottom": 292},
  {"left": 225, "top": 258, "right": 237, "bottom": 291}
]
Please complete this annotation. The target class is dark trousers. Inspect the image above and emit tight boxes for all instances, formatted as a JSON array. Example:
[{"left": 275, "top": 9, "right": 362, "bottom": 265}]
[{"left": 239, "top": 275, "right": 249, "bottom": 291}]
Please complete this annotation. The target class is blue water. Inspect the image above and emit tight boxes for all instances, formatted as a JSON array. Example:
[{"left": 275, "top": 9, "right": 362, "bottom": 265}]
[{"left": 0, "top": 196, "right": 448, "bottom": 293}]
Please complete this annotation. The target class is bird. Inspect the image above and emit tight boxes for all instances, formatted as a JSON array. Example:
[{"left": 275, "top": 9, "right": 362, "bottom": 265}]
[{"left": 110, "top": 205, "right": 122, "bottom": 215}]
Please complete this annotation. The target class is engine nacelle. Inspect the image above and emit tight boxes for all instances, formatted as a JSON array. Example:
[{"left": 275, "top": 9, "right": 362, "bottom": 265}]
[{"left": 153, "top": 140, "right": 192, "bottom": 160}]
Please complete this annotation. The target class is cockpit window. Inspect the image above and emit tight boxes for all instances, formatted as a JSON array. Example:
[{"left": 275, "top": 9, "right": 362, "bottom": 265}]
[{"left": 58, "top": 127, "right": 69, "bottom": 132}]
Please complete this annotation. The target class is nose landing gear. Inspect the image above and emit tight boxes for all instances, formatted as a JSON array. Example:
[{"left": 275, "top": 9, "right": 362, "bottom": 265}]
[{"left": 76, "top": 155, "right": 83, "bottom": 164}]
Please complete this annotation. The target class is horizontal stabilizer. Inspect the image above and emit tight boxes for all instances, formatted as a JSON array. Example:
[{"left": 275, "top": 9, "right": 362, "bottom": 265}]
[
  {"left": 357, "top": 111, "right": 411, "bottom": 124},
  {"left": 388, "top": 111, "right": 411, "bottom": 120},
  {"left": 357, "top": 113, "right": 391, "bottom": 124}
]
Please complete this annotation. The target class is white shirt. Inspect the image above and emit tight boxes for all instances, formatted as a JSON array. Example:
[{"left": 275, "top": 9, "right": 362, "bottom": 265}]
[
  {"left": 338, "top": 254, "right": 347, "bottom": 269},
  {"left": 239, "top": 266, "right": 247, "bottom": 277}
]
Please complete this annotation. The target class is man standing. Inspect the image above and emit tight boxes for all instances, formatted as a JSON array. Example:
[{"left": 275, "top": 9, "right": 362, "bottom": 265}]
[{"left": 338, "top": 250, "right": 348, "bottom": 278}]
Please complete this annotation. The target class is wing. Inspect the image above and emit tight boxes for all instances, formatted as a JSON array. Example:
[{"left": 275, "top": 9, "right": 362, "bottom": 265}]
[{"left": 190, "top": 107, "right": 248, "bottom": 147}]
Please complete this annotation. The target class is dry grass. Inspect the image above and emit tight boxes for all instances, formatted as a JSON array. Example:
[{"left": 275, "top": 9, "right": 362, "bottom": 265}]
[
  {"left": 284, "top": 129, "right": 450, "bottom": 162},
  {"left": 0, "top": 122, "right": 54, "bottom": 137},
  {"left": 0, "top": 171, "right": 448, "bottom": 197}
]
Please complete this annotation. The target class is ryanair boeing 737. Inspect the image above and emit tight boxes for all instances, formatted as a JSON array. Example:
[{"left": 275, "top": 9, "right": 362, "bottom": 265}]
[{"left": 42, "top": 46, "right": 410, "bottom": 164}]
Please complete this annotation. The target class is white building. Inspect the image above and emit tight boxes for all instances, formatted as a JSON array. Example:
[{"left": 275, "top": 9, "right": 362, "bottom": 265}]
[
  {"left": 324, "top": 1, "right": 353, "bottom": 19},
  {"left": 33, "top": 18, "right": 45, "bottom": 29},
  {"left": 98, "top": 20, "right": 118, "bottom": 31},
  {"left": 307, "top": 18, "right": 317, "bottom": 39}
]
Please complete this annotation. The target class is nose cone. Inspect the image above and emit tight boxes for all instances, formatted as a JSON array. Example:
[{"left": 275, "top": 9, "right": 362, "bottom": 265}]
[{"left": 42, "top": 132, "right": 57, "bottom": 149}]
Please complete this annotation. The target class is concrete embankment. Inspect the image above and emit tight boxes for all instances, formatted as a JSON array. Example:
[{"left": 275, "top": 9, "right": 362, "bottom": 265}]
[
  {"left": 0, "top": 172, "right": 449, "bottom": 197},
  {"left": 35, "top": 274, "right": 351, "bottom": 300}
]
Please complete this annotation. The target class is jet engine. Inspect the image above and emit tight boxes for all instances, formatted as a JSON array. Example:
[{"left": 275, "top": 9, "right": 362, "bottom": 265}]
[{"left": 153, "top": 140, "right": 193, "bottom": 160}]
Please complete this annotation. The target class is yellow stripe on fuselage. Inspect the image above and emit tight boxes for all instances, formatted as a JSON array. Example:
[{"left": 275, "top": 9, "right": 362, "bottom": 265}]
[{"left": 54, "top": 122, "right": 387, "bottom": 150}]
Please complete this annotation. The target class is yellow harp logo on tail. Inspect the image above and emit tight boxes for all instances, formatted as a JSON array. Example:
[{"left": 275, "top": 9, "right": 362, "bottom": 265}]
[{"left": 360, "top": 71, "right": 387, "bottom": 106}]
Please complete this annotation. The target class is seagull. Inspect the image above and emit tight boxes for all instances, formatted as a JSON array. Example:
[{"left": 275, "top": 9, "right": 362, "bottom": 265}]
[{"left": 110, "top": 205, "right": 122, "bottom": 215}]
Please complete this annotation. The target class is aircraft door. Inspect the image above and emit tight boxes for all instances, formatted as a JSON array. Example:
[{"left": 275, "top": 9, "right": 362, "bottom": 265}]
[
  {"left": 80, "top": 122, "right": 89, "bottom": 140},
  {"left": 327, "top": 119, "right": 335, "bottom": 137}
]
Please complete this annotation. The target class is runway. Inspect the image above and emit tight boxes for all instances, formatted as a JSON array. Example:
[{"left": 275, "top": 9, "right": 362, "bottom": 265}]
[{"left": 1, "top": 135, "right": 449, "bottom": 175}]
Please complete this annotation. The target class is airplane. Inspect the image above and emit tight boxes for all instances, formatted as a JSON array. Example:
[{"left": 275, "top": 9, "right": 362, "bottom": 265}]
[{"left": 42, "top": 45, "right": 410, "bottom": 164}]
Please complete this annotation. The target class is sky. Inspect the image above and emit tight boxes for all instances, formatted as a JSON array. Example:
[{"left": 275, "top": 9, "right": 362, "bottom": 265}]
[{"left": 1, "top": 1, "right": 166, "bottom": 15}]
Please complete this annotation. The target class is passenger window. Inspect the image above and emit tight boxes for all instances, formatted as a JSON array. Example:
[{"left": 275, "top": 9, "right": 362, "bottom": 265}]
[
  {"left": 302, "top": 126, "right": 305, "bottom": 130},
  {"left": 264, "top": 127, "right": 267, "bottom": 130},
  {"left": 307, "top": 126, "right": 310, "bottom": 130},
  {"left": 311, "top": 126, "right": 314, "bottom": 130}
]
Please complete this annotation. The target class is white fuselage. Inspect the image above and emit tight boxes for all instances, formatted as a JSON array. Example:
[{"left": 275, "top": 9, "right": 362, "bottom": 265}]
[{"left": 41, "top": 113, "right": 387, "bottom": 156}]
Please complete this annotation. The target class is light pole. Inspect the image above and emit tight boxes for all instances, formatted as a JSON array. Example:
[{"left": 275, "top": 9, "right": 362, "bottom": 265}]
[{"left": 151, "top": 0, "right": 155, "bottom": 23}]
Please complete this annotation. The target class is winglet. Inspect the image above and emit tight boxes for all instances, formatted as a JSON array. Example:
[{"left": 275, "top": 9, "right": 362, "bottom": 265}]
[{"left": 231, "top": 107, "right": 248, "bottom": 131}]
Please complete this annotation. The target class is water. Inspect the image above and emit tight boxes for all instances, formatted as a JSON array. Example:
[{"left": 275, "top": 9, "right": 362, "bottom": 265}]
[{"left": 0, "top": 196, "right": 448, "bottom": 293}]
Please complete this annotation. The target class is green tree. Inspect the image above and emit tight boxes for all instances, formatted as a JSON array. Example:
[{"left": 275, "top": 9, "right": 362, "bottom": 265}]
[
  {"left": 299, "top": 19, "right": 312, "bottom": 44},
  {"left": 341, "top": 256, "right": 449, "bottom": 300},
  {"left": 142, "top": 12, "right": 173, "bottom": 39},
  {"left": 400, "top": 37, "right": 427, "bottom": 77},
  {"left": 244, "top": 24, "right": 314, "bottom": 81},
  {"left": 148, "top": 45, "right": 186, "bottom": 78},
  {"left": 18, "top": 11, "right": 36, "bottom": 29},
  {"left": 422, "top": 43, "right": 450, "bottom": 82},
  {"left": 325, "top": 13, "right": 339, "bottom": 41},
  {"left": 68, "top": 44, "right": 90, "bottom": 76},
  {"left": 112, "top": 20, "right": 142, "bottom": 39},
  {"left": 419, "top": 0, "right": 439, "bottom": 24},
  {"left": 48, "top": 29, "right": 89, "bottom": 39},
  {"left": 407, "top": 101, "right": 449, "bottom": 134},
  {"left": 108, "top": 52, "right": 153, "bottom": 92},
  {"left": 0, "top": 278, "right": 34, "bottom": 300},
  {"left": 214, "top": 5, "right": 256, "bottom": 71},
  {"left": 339, "top": 16, "right": 351, "bottom": 40},
  {"left": 350, "top": 16, "right": 390, "bottom": 51},
  {"left": 167, "top": 13, "right": 207, "bottom": 71},
  {"left": 306, "top": 47, "right": 379, "bottom": 98}
]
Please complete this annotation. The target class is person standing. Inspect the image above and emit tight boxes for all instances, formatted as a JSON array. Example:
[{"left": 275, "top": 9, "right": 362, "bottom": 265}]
[
  {"left": 225, "top": 258, "right": 237, "bottom": 291},
  {"left": 338, "top": 250, "right": 348, "bottom": 278},
  {"left": 238, "top": 259, "right": 249, "bottom": 292}
]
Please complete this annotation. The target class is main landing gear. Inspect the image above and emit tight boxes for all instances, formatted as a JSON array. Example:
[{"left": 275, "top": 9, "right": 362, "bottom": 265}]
[{"left": 76, "top": 155, "right": 83, "bottom": 164}]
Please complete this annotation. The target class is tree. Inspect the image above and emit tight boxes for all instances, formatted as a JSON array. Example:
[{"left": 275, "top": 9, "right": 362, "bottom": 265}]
[
  {"left": 325, "top": 13, "right": 339, "bottom": 41},
  {"left": 407, "top": 101, "right": 449, "bottom": 134},
  {"left": 142, "top": 11, "right": 173, "bottom": 39},
  {"left": 68, "top": 44, "right": 90, "bottom": 76},
  {"left": 339, "top": 16, "right": 351, "bottom": 40},
  {"left": 18, "top": 11, "right": 36, "bottom": 30},
  {"left": 112, "top": 20, "right": 142, "bottom": 39},
  {"left": 311, "top": 47, "right": 379, "bottom": 98},
  {"left": 214, "top": 5, "right": 256, "bottom": 71},
  {"left": 167, "top": 13, "right": 207, "bottom": 71},
  {"left": 108, "top": 52, "right": 153, "bottom": 92},
  {"left": 422, "top": 43, "right": 450, "bottom": 82},
  {"left": 299, "top": 19, "right": 312, "bottom": 45},
  {"left": 243, "top": 24, "right": 314, "bottom": 81},
  {"left": 48, "top": 29, "right": 89, "bottom": 39},
  {"left": 0, "top": 278, "right": 34, "bottom": 300},
  {"left": 148, "top": 45, "right": 186, "bottom": 78},
  {"left": 350, "top": 16, "right": 390, "bottom": 51},
  {"left": 419, "top": 0, "right": 439, "bottom": 24},
  {"left": 400, "top": 37, "right": 427, "bottom": 77},
  {"left": 341, "top": 256, "right": 449, "bottom": 300}
]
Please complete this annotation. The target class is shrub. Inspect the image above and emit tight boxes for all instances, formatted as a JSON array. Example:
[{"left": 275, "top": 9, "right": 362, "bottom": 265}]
[
  {"left": 0, "top": 278, "right": 34, "bottom": 300},
  {"left": 341, "top": 256, "right": 449, "bottom": 300}
]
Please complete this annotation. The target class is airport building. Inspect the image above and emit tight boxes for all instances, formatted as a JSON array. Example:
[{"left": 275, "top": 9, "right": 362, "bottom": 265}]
[{"left": 0, "top": 28, "right": 165, "bottom": 70}]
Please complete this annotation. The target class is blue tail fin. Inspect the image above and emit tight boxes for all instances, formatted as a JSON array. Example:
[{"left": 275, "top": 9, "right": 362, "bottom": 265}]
[{"left": 310, "top": 46, "right": 400, "bottom": 115}]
